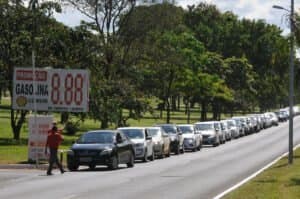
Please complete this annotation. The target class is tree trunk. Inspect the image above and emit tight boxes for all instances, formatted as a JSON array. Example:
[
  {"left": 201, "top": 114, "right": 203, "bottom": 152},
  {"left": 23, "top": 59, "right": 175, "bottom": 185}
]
[
  {"left": 171, "top": 96, "right": 177, "bottom": 111},
  {"left": 166, "top": 99, "right": 171, "bottom": 124},
  {"left": 177, "top": 95, "right": 180, "bottom": 111},
  {"left": 187, "top": 101, "right": 190, "bottom": 124},
  {"left": 201, "top": 101, "right": 207, "bottom": 121}
]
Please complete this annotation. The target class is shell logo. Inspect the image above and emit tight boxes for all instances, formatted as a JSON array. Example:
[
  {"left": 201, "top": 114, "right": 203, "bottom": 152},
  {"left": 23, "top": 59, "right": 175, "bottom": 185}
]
[{"left": 16, "top": 96, "right": 27, "bottom": 107}]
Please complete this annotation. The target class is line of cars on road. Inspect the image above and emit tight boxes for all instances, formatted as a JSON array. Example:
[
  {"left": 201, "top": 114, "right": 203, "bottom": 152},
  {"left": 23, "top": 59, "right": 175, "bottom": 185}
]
[{"left": 66, "top": 106, "right": 299, "bottom": 171}]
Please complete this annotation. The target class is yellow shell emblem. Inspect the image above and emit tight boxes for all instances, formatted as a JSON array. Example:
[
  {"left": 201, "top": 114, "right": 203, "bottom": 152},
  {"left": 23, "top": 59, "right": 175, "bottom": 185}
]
[{"left": 16, "top": 96, "right": 27, "bottom": 107}]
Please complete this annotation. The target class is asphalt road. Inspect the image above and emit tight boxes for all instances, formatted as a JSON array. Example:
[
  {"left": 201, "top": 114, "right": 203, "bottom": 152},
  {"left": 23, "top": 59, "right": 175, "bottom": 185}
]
[{"left": 1, "top": 117, "right": 300, "bottom": 199}]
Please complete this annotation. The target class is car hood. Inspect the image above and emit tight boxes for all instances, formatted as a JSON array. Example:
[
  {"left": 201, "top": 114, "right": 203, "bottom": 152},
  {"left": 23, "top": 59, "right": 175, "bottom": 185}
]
[
  {"left": 71, "top": 143, "right": 114, "bottom": 150},
  {"left": 129, "top": 139, "right": 145, "bottom": 144},
  {"left": 200, "top": 130, "right": 215, "bottom": 136},
  {"left": 182, "top": 133, "right": 195, "bottom": 139},
  {"left": 152, "top": 137, "right": 162, "bottom": 142}
]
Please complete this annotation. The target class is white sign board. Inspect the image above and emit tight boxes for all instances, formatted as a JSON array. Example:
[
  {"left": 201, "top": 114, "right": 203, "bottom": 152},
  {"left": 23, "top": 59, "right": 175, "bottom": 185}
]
[
  {"left": 28, "top": 115, "right": 53, "bottom": 161},
  {"left": 13, "top": 68, "right": 89, "bottom": 112}
]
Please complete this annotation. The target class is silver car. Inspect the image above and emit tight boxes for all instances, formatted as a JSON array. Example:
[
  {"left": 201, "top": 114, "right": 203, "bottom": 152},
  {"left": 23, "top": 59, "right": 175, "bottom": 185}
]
[
  {"left": 146, "top": 127, "right": 171, "bottom": 158},
  {"left": 118, "top": 127, "right": 155, "bottom": 162},
  {"left": 195, "top": 121, "right": 220, "bottom": 147},
  {"left": 178, "top": 124, "right": 202, "bottom": 152}
]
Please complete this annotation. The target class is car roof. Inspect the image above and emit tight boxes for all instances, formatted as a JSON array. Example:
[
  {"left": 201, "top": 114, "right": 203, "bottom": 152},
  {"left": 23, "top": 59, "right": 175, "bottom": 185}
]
[
  {"left": 117, "top": 127, "right": 145, "bottom": 130},
  {"left": 86, "top": 130, "right": 117, "bottom": 134}
]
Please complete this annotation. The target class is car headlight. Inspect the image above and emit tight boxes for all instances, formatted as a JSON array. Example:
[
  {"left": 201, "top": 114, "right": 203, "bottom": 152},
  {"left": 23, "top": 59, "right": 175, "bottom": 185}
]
[{"left": 100, "top": 148, "right": 113, "bottom": 155}]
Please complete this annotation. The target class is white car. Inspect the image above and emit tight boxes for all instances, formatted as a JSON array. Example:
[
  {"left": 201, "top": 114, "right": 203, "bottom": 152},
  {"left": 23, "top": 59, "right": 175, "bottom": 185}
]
[
  {"left": 146, "top": 127, "right": 171, "bottom": 158},
  {"left": 220, "top": 120, "right": 232, "bottom": 141},
  {"left": 225, "top": 119, "right": 240, "bottom": 139},
  {"left": 177, "top": 124, "right": 202, "bottom": 152},
  {"left": 118, "top": 127, "right": 154, "bottom": 162},
  {"left": 194, "top": 121, "right": 220, "bottom": 147}
]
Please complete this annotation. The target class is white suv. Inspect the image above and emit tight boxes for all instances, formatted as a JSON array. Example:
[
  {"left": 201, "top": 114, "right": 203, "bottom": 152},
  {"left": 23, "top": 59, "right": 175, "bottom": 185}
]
[{"left": 118, "top": 127, "right": 154, "bottom": 162}]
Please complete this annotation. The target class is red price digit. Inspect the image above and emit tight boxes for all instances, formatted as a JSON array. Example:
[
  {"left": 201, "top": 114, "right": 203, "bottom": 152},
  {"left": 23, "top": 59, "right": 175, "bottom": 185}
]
[
  {"left": 51, "top": 73, "right": 60, "bottom": 104},
  {"left": 64, "top": 74, "right": 73, "bottom": 105},
  {"left": 74, "top": 74, "right": 83, "bottom": 105}
]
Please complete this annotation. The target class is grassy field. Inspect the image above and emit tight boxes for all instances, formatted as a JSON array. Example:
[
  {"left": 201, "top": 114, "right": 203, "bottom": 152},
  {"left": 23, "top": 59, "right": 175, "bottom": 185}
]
[{"left": 224, "top": 149, "right": 300, "bottom": 199}]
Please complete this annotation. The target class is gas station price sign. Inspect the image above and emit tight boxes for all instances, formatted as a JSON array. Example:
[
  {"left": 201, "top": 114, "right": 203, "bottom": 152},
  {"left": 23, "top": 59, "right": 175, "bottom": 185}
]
[{"left": 13, "top": 68, "right": 89, "bottom": 112}]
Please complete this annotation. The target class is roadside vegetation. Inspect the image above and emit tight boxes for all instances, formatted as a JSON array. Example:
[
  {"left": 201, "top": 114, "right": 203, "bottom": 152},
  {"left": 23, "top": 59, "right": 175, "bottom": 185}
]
[{"left": 224, "top": 148, "right": 300, "bottom": 199}]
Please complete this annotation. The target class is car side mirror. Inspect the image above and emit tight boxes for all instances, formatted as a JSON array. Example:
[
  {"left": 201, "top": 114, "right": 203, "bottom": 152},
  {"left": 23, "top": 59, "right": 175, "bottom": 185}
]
[{"left": 146, "top": 136, "right": 152, "bottom": 140}]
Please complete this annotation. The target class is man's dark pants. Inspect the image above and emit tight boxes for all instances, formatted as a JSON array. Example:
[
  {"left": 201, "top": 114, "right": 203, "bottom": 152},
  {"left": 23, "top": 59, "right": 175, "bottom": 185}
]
[{"left": 47, "top": 148, "right": 64, "bottom": 175}]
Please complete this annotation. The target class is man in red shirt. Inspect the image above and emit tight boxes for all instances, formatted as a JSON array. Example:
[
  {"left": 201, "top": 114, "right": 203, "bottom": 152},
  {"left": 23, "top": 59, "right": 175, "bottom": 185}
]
[{"left": 45, "top": 122, "right": 65, "bottom": 175}]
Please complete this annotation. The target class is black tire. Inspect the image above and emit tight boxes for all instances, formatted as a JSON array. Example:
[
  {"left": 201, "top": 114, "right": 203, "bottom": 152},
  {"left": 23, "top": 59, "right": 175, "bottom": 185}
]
[
  {"left": 89, "top": 163, "right": 96, "bottom": 170},
  {"left": 143, "top": 149, "right": 148, "bottom": 162},
  {"left": 127, "top": 152, "right": 135, "bottom": 168},
  {"left": 213, "top": 136, "right": 220, "bottom": 147},
  {"left": 67, "top": 161, "right": 79, "bottom": 171},
  {"left": 149, "top": 149, "right": 155, "bottom": 161},
  {"left": 160, "top": 145, "right": 165, "bottom": 159},
  {"left": 181, "top": 144, "right": 185, "bottom": 154},
  {"left": 166, "top": 146, "right": 171, "bottom": 157},
  {"left": 108, "top": 155, "right": 119, "bottom": 170},
  {"left": 175, "top": 145, "right": 180, "bottom": 155}
]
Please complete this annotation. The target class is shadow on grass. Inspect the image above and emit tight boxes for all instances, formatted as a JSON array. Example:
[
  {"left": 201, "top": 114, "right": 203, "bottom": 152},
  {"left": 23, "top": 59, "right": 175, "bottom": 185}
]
[
  {"left": 272, "top": 163, "right": 288, "bottom": 169},
  {"left": 0, "top": 138, "right": 28, "bottom": 146},
  {"left": 255, "top": 179, "right": 278, "bottom": 183},
  {"left": 288, "top": 178, "right": 300, "bottom": 186}
]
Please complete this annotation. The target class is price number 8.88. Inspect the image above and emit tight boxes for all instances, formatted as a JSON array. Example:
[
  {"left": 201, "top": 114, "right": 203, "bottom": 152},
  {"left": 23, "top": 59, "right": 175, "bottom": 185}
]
[{"left": 51, "top": 73, "right": 84, "bottom": 106}]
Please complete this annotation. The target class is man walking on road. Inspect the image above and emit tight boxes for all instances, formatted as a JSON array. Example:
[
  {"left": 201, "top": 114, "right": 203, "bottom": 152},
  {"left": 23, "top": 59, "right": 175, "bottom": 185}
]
[{"left": 45, "top": 122, "right": 65, "bottom": 175}]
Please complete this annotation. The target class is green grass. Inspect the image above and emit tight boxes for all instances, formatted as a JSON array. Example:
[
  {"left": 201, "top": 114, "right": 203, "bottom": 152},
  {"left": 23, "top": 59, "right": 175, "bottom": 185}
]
[{"left": 224, "top": 149, "right": 300, "bottom": 199}]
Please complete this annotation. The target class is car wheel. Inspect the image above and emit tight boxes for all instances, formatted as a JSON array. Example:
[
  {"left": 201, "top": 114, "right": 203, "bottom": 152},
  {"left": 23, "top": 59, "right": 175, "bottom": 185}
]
[
  {"left": 67, "top": 161, "right": 79, "bottom": 171},
  {"left": 149, "top": 149, "right": 155, "bottom": 161},
  {"left": 143, "top": 149, "right": 148, "bottom": 162},
  {"left": 108, "top": 155, "right": 119, "bottom": 170},
  {"left": 181, "top": 144, "right": 185, "bottom": 154},
  {"left": 160, "top": 145, "right": 165, "bottom": 159},
  {"left": 166, "top": 146, "right": 171, "bottom": 157},
  {"left": 127, "top": 152, "right": 135, "bottom": 168},
  {"left": 89, "top": 163, "right": 96, "bottom": 170},
  {"left": 175, "top": 145, "right": 180, "bottom": 155}
]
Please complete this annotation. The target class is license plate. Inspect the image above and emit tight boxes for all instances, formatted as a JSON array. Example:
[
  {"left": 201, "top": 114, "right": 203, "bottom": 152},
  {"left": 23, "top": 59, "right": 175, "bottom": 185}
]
[{"left": 80, "top": 157, "right": 92, "bottom": 162}]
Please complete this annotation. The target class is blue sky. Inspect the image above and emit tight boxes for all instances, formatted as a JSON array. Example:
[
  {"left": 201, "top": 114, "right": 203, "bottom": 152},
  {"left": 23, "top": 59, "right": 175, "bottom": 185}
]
[{"left": 54, "top": 0, "right": 299, "bottom": 34}]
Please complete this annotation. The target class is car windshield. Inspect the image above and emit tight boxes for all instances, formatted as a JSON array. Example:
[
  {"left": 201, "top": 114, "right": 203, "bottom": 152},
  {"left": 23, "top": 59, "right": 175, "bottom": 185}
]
[
  {"left": 178, "top": 126, "right": 193, "bottom": 134},
  {"left": 160, "top": 125, "right": 177, "bottom": 134},
  {"left": 147, "top": 128, "right": 160, "bottom": 137},
  {"left": 77, "top": 132, "right": 114, "bottom": 144},
  {"left": 195, "top": 123, "right": 214, "bottom": 130},
  {"left": 119, "top": 129, "right": 144, "bottom": 139}
]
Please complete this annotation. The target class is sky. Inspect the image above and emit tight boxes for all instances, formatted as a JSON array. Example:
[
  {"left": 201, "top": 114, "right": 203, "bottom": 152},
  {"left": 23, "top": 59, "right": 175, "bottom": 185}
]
[{"left": 54, "top": 0, "right": 300, "bottom": 35}]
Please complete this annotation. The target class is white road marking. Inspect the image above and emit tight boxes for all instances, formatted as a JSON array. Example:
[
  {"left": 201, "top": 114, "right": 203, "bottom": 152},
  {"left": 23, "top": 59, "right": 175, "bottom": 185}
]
[
  {"left": 214, "top": 144, "right": 300, "bottom": 199},
  {"left": 62, "top": 194, "right": 77, "bottom": 199}
]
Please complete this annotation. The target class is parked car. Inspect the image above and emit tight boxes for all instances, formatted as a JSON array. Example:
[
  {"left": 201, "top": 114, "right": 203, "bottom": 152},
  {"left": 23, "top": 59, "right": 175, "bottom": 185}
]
[
  {"left": 275, "top": 111, "right": 288, "bottom": 122},
  {"left": 118, "top": 127, "right": 155, "bottom": 162},
  {"left": 146, "top": 127, "right": 171, "bottom": 158},
  {"left": 232, "top": 116, "right": 250, "bottom": 135},
  {"left": 264, "top": 112, "right": 279, "bottom": 126},
  {"left": 154, "top": 124, "right": 184, "bottom": 154},
  {"left": 195, "top": 121, "right": 220, "bottom": 147},
  {"left": 214, "top": 121, "right": 226, "bottom": 144},
  {"left": 231, "top": 118, "right": 245, "bottom": 136},
  {"left": 178, "top": 124, "right": 202, "bottom": 152},
  {"left": 224, "top": 119, "right": 240, "bottom": 139},
  {"left": 67, "top": 130, "right": 135, "bottom": 171},
  {"left": 220, "top": 120, "right": 232, "bottom": 141}
]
